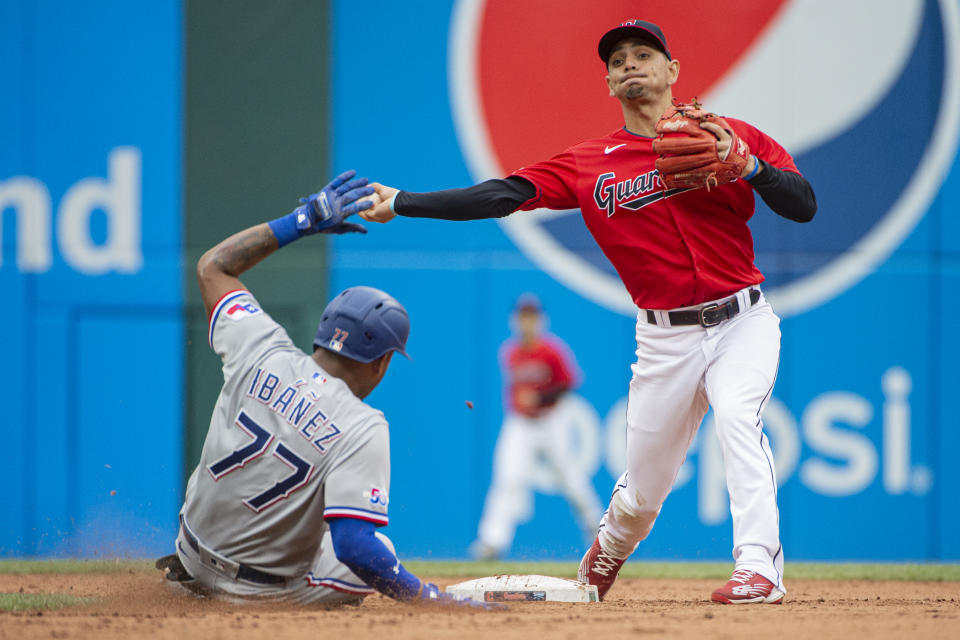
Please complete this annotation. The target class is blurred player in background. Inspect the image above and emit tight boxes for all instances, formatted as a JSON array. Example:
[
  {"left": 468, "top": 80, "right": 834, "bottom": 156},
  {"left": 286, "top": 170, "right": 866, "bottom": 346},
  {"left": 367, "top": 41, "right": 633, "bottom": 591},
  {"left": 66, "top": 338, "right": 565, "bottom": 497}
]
[
  {"left": 472, "top": 294, "right": 602, "bottom": 560},
  {"left": 156, "top": 171, "right": 495, "bottom": 610}
]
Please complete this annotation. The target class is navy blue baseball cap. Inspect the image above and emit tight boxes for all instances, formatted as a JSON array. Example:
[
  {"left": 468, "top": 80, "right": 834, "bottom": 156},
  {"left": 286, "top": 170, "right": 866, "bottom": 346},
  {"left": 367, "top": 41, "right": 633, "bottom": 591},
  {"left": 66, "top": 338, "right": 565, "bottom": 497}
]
[{"left": 598, "top": 19, "right": 671, "bottom": 63}]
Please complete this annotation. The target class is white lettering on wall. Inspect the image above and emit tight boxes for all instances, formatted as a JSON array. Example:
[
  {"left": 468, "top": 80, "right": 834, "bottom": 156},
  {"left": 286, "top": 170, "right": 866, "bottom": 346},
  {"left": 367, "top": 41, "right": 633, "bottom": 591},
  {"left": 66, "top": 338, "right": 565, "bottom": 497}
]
[
  {"left": 800, "top": 391, "right": 877, "bottom": 497},
  {"left": 57, "top": 147, "right": 142, "bottom": 274},
  {"left": 601, "top": 366, "right": 932, "bottom": 525},
  {"left": 0, "top": 146, "right": 143, "bottom": 274},
  {"left": 882, "top": 366, "right": 911, "bottom": 494},
  {"left": 0, "top": 177, "right": 52, "bottom": 271}
]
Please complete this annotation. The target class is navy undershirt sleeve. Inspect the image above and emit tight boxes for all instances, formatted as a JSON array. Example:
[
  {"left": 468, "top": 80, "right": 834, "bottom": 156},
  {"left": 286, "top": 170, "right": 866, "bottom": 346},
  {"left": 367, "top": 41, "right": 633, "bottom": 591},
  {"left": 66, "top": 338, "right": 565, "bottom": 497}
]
[
  {"left": 327, "top": 517, "right": 422, "bottom": 601},
  {"left": 747, "top": 159, "right": 818, "bottom": 222},
  {"left": 394, "top": 176, "right": 535, "bottom": 221},
  {"left": 394, "top": 167, "right": 815, "bottom": 224}
]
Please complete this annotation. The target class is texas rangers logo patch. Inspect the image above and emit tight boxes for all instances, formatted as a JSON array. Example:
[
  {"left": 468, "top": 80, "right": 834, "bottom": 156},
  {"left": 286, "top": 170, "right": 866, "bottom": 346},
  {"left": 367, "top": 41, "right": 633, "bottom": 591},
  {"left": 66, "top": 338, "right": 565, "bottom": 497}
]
[{"left": 225, "top": 302, "right": 260, "bottom": 320}]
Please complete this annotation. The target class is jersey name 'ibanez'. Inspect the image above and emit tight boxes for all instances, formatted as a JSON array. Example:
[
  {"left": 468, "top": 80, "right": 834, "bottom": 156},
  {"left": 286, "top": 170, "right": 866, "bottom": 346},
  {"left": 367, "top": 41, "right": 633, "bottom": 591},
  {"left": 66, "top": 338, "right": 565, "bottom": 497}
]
[{"left": 181, "top": 290, "right": 390, "bottom": 577}]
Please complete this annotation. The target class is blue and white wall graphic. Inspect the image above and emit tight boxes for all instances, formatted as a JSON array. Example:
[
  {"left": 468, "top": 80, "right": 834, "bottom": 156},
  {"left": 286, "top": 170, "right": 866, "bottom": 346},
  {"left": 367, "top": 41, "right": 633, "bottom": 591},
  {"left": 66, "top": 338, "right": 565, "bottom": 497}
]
[{"left": 0, "top": 0, "right": 183, "bottom": 557}]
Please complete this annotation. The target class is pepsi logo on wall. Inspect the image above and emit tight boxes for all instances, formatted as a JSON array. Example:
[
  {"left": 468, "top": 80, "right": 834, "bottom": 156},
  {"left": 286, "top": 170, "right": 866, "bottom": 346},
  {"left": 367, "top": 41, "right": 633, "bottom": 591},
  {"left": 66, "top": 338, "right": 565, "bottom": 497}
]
[{"left": 450, "top": 0, "right": 960, "bottom": 317}]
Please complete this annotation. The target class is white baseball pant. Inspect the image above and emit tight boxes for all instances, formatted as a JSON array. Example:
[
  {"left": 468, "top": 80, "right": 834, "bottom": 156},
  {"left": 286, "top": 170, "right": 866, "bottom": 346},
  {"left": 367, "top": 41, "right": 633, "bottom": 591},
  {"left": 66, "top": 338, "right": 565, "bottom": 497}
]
[
  {"left": 598, "top": 287, "right": 785, "bottom": 591},
  {"left": 477, "top": 395, "right": 603, "bottom": 553},
  {"left": 175, "top": 525, "right": 393, "bottom": 605}
]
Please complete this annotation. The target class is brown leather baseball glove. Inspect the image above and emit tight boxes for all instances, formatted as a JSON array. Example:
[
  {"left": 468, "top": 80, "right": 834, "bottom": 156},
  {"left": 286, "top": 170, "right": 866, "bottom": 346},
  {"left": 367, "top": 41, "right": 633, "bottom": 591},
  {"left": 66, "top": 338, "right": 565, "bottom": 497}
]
[{"left": 652, "top": 99, "right": 750, "bottom": 191}]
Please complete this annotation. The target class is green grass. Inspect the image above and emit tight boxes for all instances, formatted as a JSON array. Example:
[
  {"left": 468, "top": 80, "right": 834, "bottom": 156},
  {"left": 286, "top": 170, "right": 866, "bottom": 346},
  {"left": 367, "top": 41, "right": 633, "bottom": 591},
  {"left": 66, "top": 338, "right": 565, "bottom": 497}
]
[
  {"left": 3, "top": 559, "right": 958, "bottom": 582},
  {"left": 0, "top": 592, "right": 97, "bottom": 611},
  {"left": 769, "top": 563, "right": 960, "bottom": 582}
]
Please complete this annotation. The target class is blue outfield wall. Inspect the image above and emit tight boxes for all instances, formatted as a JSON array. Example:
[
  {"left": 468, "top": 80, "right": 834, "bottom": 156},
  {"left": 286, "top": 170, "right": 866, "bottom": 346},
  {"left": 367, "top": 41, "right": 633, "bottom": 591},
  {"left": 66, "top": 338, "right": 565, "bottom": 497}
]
[
  {"left": 332, "top": 0, "right": 960, "bottom": 561},
  {"left": 0, "top": 1, "right": 183, "bottom": 556}
]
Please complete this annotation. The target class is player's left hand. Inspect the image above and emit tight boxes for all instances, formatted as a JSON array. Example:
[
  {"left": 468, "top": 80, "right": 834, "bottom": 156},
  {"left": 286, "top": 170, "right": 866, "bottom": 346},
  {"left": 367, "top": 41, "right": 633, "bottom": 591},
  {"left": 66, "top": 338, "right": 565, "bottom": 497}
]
[
  {"left": 419, "top": 582, "right": 508, "bottom": 611},
  {"left": 294, "top": 170, "right": 377, "bottom": 235}
]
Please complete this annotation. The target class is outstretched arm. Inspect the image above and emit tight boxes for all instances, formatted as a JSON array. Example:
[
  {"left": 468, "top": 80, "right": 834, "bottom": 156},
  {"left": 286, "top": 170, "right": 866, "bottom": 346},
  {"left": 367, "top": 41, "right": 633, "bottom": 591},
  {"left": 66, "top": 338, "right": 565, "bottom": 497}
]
[
  {"left": 328, "top": 518, "right": 501, "bottom": 609},
  {"left": 327, "top": 517, "right": 423, "bottom": 600},
  {"left": 360, "top": 177, "right": 537, "bottom": 224},
  {"left": 196, "top": 170, "right": 377, "bottom": 316}
]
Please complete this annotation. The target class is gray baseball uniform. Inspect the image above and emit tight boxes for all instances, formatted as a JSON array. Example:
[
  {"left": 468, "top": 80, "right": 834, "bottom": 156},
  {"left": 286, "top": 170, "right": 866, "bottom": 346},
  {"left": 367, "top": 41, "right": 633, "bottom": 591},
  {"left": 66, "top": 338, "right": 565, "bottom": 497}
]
[{"left": 176, "top": 289, "right": 393, "bottom": 603}]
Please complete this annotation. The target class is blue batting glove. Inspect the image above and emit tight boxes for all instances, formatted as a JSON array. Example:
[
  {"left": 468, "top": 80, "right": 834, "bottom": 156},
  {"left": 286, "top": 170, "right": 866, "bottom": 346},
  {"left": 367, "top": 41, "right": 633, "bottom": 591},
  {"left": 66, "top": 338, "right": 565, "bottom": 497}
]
[
  {"left": 419, "top": 583, "right": 507, "bottom": 611},
  {"left": 268, "top": 170, "right": 373, "bottom": 246},
  {"left": 295, "top": 169, "right": 374, "bottom": 234},
  {"left": 320, "top": 221, "right": 368, "bottom": 235}
]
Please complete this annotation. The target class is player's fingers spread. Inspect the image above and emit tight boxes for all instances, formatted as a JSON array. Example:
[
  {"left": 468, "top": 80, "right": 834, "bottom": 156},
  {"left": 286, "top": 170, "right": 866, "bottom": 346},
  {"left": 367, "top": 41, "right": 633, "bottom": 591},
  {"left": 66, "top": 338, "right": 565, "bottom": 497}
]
[
  {"left": 336, "top": 177, "right": 371, "bottom": 196},
  {"left": 357, "top": 190, "right": 382, "bottom": 211},
  {"left": 341, "top": 185, "right": 376, "bottom": 205},
  {"left": 344, "top": 198, "right": 375, "bottom": 215},
  {"left": 335, "top": 221, "right": 368, "bottom": 234},
  {"left": 330, "top": 169, "right": 356, "bottom": 189}
]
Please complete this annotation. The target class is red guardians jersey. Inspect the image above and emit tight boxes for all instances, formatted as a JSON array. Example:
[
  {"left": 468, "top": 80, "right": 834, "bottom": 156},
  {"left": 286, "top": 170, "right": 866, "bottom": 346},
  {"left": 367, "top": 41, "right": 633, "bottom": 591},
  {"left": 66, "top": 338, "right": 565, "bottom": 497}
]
[
  {"left": 501, "top": 336, "right": 579, "bottom": 418},
  {"left": 513, "top": 119, "right": 799, "bottom": 310}
]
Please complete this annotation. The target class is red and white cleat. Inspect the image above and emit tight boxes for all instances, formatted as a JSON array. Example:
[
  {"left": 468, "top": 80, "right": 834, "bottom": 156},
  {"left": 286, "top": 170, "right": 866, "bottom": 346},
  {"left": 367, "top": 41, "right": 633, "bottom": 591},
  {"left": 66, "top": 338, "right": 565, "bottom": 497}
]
[
  {"left": 711, "top": 569, "right": 785, "bottom": 604},
  {"left": 577, "top": 537, "right": 627, "bottom": 601}
]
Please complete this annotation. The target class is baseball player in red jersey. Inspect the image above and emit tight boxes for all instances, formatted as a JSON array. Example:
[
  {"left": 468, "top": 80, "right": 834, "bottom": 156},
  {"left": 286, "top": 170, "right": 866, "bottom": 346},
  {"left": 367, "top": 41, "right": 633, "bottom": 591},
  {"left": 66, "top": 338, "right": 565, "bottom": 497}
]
[
  {"left": 363, "top": 20, "right": 816, "bottom": 604},
  {"left": 504, "top": 294, "right": 577, "bottom": 419},
  {"left": 472, "top": 294, "right": 601, "bottom": 560}
]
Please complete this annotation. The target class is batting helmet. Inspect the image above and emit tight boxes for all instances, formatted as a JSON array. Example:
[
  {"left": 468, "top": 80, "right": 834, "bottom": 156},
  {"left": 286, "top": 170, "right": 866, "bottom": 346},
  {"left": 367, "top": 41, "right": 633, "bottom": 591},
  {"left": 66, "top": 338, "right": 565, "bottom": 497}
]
[{"left": 313, "top": 286, "right": 411, "bottom": 363}]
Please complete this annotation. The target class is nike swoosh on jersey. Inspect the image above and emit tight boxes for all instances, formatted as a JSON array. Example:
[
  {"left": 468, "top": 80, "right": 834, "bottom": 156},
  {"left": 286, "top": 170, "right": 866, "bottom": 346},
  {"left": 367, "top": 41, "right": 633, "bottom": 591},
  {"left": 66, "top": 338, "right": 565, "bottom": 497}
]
[{"left": 604, "top": 144, "right": 627, "bottom": 154}]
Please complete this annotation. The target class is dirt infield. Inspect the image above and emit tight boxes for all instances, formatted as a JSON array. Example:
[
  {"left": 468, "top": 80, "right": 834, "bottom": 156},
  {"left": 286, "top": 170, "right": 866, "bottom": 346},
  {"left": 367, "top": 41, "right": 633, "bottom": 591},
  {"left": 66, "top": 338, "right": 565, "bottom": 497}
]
[{"left": 1, "top": 569, "right": 958, "bottom": 640}]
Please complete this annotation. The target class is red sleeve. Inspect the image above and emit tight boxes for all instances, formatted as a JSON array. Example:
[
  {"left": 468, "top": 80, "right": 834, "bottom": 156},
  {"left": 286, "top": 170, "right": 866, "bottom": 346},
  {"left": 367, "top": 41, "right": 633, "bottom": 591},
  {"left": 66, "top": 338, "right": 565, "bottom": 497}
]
[
  {"left": 511, "top": 149, "right": 580, "bottom": 210},
  {"left": 727, "top": 118, "right": 800, "bottom": 174}
]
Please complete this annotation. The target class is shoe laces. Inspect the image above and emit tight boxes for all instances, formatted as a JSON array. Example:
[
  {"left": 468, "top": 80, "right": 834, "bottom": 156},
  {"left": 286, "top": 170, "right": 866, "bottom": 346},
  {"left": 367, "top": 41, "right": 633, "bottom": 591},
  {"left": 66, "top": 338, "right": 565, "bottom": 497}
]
[
  {"left": 591, "top": 550, "right": 622, "bottom": 577},
  {"left": 730, "top": 569, "right": 756, "bottom": 584}
]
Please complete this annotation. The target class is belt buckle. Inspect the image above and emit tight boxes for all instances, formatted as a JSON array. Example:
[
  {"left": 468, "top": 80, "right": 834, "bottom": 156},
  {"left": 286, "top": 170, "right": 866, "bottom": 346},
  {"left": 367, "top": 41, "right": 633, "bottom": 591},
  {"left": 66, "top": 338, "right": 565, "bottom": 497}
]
[{"left": 699, "top": 303, "right": 721, "bottom": 327}]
